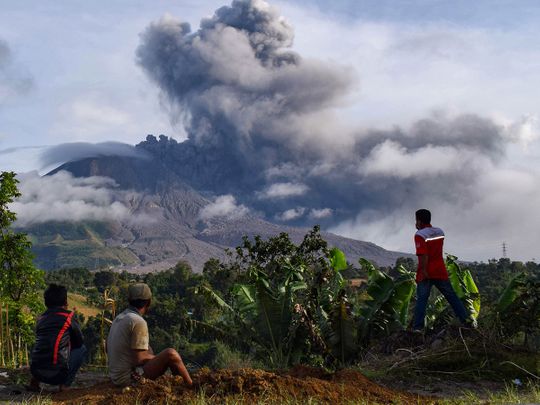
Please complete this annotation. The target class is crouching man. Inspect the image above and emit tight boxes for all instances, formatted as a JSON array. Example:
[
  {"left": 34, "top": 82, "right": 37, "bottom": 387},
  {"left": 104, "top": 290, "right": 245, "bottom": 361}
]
[
  {"left": 29, "top": 284, "right": 86, "bottom": 392},
  {"left": 106, "top": 283, "right": 193, "bottom": 386}
]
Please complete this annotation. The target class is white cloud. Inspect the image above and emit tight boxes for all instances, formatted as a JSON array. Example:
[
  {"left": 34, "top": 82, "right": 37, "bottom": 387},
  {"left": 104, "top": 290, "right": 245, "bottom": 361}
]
[
  {"left": 258, "top": 182, "right": 309, "bottom": 199},
  {"left": 359, "top": 140, "right": 483, "bottom": 178},
  {"left": 10, "top": 171, "right": 132, "bottom": 226},
  {"left": 277, "top": 207, "right": 306, "bottom": 221},
  {"left": 199, "top": 194, "right": 249, "bottom": 220},
  {"left": 309, "top": 208, "right": 333, "bottom": 219},
  {"left": 501, "top": 114, "right": 540, "bottom": 149}
]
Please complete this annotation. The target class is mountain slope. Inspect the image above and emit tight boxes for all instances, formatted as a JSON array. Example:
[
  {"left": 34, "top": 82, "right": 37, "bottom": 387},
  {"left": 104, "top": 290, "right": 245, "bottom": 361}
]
[{"left": 27, "top": 150, "right": 412, "bottom": 272}]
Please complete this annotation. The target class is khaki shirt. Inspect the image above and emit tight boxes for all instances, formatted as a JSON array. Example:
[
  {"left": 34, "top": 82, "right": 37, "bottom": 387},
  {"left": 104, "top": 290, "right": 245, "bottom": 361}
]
[{"left": 106, "top": 307, "right": 149, "bottom": 386}]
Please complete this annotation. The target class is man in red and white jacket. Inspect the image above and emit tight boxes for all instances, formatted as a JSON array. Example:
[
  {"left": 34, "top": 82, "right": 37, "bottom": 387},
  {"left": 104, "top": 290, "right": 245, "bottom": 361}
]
[{"left": 413, "top": 209, "right": 470, "bottom": 331}]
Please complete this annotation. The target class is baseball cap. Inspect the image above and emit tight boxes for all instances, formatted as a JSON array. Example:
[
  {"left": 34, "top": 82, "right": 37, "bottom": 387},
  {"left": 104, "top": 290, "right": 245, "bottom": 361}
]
[{"left": 128, "top": 283, "right": 152, "bottom": 301}]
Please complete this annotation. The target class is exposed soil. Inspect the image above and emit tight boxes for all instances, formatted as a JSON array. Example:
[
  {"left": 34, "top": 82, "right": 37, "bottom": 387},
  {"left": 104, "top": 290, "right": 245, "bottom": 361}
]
[{"left": 49, "top": 366, "right": 435, "bottom": 404}]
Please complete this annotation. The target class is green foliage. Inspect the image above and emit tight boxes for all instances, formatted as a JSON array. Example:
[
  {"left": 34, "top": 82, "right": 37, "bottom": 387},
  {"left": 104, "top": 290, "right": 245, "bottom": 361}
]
[
  {"left": 197, "top": 341, "right": 263, "bottom": 370},
  {"left": 329, "top": 247, "right": 348, "bottom": 271},
  {"left": 94, "top": 270, "right": 120, "bottom": 293},
  {"left": 495, "top": 272, "right": 540, "bottom": 349},
  {"left": 446, "top": 255, "right": 481, "bottom": 320},
  {"left": 0, "top": 173, "right": 45, "bottom": 303},
  {"left": 356, "top": 259, "right": 415, "bottom": 345},
  {"left": 23, "top": 221, "right": 139, "bottom": 270},
  {"left": 496, "top": 273, "right": 527, "bottom": 313},
  {"left": 196, "top": 227, "right": 354, "bottom": 368},
  {"left": 44, "top": 267, "right": 94, "bottom": 293},
  {"left": 0, "top": 172, "right": 46, "bottom": 367}
]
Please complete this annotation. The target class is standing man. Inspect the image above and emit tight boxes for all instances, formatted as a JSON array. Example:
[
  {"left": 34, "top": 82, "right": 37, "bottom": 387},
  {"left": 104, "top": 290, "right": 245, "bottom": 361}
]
[
  {"left": 413, "top": 209, "right": 471, "bottom": 331},
  {"left": 29, "top": 284, "right": 86, "bottom": 392},
  {"left": 106, "top": 283, "right": 192, "bottom": 386}
]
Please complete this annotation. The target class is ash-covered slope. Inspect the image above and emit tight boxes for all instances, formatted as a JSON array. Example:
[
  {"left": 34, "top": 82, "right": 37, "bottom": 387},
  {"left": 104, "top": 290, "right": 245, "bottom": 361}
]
[{"left": 36, "top": 144, "right": 411, "bottom": 272}]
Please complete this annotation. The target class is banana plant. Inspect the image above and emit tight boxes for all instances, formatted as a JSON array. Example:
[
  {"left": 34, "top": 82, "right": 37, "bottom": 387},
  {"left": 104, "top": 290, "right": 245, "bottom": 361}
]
[
  {"left": 445, "top": 255, "right": 481, "bottom": 320},
  {"left": 196, "top": 261, "right": 308, "bottom": 368},
  {"left": 356, "top": 258, "right": 415, "bottom": 345},
  {"left": 495, "top": 273, "right": 540, "bottom": 349},
  {"left": 315, "top": 248, "right": 355, "bottom": 364},
  {"left": 496, "top": 273, "right": 527, "bottom": 313}
]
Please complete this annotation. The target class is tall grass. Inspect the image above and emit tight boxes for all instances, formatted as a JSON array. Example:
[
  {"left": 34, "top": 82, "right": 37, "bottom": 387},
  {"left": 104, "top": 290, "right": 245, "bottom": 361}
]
[
  {"left": 97, "top": 289, "right": 116, "bottom": 365},
  {"left": 0, "top": 301, "right": 30, "bottom": 368}
]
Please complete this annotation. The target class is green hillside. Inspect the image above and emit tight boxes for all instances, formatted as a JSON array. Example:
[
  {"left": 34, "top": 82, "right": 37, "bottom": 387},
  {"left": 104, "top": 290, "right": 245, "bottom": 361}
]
[{"left": 22, "top": 221, "right": 139, "bottom": 270}]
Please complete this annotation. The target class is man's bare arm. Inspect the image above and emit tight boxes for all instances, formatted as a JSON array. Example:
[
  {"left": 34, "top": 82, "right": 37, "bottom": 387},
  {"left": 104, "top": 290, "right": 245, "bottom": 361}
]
[{"left": 133, "top": 349, "right": 155, "bottom": 366}]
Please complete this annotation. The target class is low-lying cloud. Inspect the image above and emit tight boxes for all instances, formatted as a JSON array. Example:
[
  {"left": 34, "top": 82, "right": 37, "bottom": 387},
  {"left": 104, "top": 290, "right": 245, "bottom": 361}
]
[
  {"left": 10, "top": 171, "right": 133, "bottom": 226},
  {"left": 199, "top": 194, "right": 249, "bottom": 220},
  {"left": 40, "top": 142, "right": 150, "bottom": 170}
]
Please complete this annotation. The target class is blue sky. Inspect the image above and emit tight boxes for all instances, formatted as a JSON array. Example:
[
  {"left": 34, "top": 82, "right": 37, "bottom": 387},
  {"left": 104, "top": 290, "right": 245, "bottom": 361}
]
[{"left": 1, "top": 0, "right": 539, "bottom": 261}]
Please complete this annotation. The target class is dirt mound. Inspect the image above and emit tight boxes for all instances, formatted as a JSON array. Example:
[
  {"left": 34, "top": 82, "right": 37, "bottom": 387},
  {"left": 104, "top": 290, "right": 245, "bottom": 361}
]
[{"left": 51, "top": 366, "right": 435, "bottom": 404}]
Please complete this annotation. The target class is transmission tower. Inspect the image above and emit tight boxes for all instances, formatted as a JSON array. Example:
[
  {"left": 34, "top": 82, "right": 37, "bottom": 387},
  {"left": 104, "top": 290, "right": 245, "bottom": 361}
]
[{"left": 502, "top": 242, "right": 507, "bottom": 259}]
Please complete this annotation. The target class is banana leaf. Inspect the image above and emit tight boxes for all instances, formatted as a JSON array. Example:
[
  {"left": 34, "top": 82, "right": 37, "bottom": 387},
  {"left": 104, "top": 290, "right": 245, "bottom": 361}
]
[
  {"left": 195, "top": 284, "right": 234, "bottom": 312},
  {"left": 329, "top": 247, "right": 348, "bottom": 272},
  {"left": 425, "top": 294, "right": 448, "bottom": 328},
  {"left": 446, "top": 259, "right": 465, "bottom": 298},
  {"left": 496, "top": 273, "right": 526, "bottom": 313},
  {"left": 327, "top": 296, "right": 356, "bottom": 364},
  {"left": 388, "top": 275, "right": 415, "bottom": 326},
  {"left": 232, "top": 284, "right": 257, "bottom": 317},
  {"left": 357, "top": 259, "right": 396, "bottom": 342},
  {"left": 463, "top": 270, "right": 481, "bottom": 318},
  {"left": 255, "top": 281, "right": 294, "bottom": 367},
  {"left": 446, "top": 256, "right": 481, "bottom": 320}
]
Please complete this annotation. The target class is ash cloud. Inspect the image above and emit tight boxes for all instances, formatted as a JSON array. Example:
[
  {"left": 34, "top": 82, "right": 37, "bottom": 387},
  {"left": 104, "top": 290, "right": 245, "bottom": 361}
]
[
  {"left": 10, "top": 171, "right": 133, "bottom": 226},
  {"left": 135, "top": 0, "right": 539, "bottom": 260},
  {"left": 137, "top": 0, "right": 352, "bottom": 159}
]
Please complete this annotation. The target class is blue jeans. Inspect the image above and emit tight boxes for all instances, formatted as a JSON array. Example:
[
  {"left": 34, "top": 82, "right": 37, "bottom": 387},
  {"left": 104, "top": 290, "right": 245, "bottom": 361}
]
[
  {"left": 64, "top": 345, "right": 87, "bottom": 386},
  {"left": 413, "top": 280, "right": 469, "bottom": 330}
]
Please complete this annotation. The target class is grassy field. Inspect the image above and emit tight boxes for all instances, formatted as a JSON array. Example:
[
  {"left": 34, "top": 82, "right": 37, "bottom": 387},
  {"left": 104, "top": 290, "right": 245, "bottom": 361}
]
[{"left": 67, "top": 293, "right": 99, "bottom": 318}]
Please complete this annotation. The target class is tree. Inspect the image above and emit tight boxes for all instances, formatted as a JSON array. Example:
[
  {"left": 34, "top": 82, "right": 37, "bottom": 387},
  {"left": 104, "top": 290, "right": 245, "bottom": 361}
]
[
  {"left": 0, "top": 172, "right": 44, "bottom": 302},
  {"left": 93, "top": 270, "right": 119, "bottom": 293},
  {"left": 0, "top": 171, "right": 45, "bottom": 366}
]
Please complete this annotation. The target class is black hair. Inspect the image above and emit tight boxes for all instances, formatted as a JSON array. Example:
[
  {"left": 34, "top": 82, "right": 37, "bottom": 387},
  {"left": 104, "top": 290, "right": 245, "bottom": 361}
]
[
  {"left": 415, "top": 209, "right": 431, "bottom": 224},
  {"left": 44, "top": 284, "right": 68, "bottom": 308},
  {"left": 129, "top": 299, "right": 151, "bottom": 309}
]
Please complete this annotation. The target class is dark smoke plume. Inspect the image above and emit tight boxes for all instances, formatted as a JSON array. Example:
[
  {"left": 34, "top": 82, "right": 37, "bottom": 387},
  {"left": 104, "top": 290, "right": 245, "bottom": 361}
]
[{"left": 136, "top": 0, "right": 513, "bottom": 238}]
